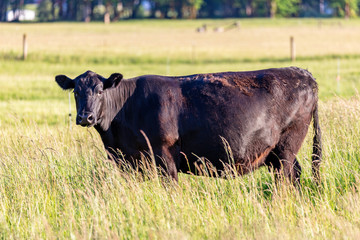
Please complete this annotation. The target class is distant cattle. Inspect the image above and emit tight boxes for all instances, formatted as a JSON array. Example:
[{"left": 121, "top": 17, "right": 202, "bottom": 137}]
[{"left": 55, "top": 67, "right": 322, "bottom": 183}]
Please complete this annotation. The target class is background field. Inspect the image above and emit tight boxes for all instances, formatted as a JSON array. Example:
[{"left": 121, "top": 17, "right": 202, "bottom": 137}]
[{"left": 1, "top": 19, "right": 360, "bottom": 239}]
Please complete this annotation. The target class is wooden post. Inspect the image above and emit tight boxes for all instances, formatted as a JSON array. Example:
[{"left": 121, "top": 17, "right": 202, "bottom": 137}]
[
  {"left": 290, "top": 36, "right": 296, "bottom": 62},
  {"left": 22, "top": 34, "right": 28, "bottom": 60},
  {"left": 104, "top": 12, "right": 110, "bottom": 24},
  {"left": 68, "top": 92, "right": 72, "bottom": 129},
  {"left": 336, "top": 58, "right": 341, "bottom": 93},
  {"left": 290, "top": 36, "right": 295, "bottom": 61}
]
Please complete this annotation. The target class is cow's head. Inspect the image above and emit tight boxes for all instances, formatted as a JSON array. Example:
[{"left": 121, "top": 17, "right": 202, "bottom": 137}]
[{"left": 55, "top": 71, "right": 122, "bottom": 127}]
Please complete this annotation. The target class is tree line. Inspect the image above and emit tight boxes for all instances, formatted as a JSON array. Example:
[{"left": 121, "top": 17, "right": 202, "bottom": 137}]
[{"left": 1, "top": 0, "right": 359, "bottom": 22}]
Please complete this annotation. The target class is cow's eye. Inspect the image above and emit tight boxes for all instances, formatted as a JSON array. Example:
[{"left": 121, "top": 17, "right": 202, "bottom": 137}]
[
  {"left": 98, "top": 90, "right": 103, "bottom": 95},
  {"left": 74, "top": 92, "right": 78, "bottom": 98}
]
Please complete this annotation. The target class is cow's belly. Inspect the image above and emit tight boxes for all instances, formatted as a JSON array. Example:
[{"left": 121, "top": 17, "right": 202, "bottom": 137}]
[{"left": 178, "top": 116, "right": 281, "bottom": 175}]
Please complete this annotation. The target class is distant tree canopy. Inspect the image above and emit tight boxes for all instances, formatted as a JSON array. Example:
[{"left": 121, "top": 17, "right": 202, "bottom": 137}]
[{"left": 1, "top": 0, "right": 360, "bottom": 21}]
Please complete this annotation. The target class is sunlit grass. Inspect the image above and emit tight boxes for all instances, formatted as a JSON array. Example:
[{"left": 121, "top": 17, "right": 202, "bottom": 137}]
[
  {"left": 1, "top": 98, "right": 360, "bottom": 238},
  {"left": 0, "top": 19, "right": 360, "bottom": 238},
  {"left": 1, "top": 19, "right": 360, "bottom": 58}
]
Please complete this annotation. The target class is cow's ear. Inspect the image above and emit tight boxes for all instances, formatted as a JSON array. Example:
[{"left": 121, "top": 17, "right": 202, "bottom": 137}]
[
  {"left": 103, "top": 73, "right": 123, "bottom": 90},
  {"left": 55, "top": 75, "right": 75, "bottom": 90}
]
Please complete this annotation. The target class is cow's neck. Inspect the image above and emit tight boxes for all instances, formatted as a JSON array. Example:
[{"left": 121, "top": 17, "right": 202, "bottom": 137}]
[{"left": 98, "top": 79, "right": 136, "bottom": 131}]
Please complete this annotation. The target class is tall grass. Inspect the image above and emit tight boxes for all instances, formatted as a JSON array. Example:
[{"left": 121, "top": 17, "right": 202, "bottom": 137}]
[
  {"left": 1, "top": 99, "right": 360, "bottom": 238},
  {"left": 1, "top": 19, "right": 360, "bottom": 238}
]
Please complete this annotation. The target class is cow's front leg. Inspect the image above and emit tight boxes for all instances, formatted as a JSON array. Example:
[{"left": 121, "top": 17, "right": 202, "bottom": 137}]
[
  {"left": 153, "top": 144, "right": 180, "bottom": 182},
  {"left": 105, "top": 147, "right": 121, "bottom": 165}
]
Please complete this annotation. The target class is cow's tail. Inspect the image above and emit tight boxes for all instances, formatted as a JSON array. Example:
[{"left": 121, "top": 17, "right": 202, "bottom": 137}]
[{"left": 312, "top": 100, "right": 322, "bottom": 182}]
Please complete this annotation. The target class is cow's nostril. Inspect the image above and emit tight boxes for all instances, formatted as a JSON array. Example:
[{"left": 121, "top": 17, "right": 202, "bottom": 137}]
[{"left": 87, "top": 114, "right": 94, "bottom": 122}]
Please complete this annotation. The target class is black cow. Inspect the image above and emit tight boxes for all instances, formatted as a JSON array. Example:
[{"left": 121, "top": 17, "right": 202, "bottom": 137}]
[{"left": 55, "top": 67, "right": 322, "bottom": 183}]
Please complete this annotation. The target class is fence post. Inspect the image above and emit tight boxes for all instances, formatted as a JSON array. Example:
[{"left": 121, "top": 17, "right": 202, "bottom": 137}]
[
  {"left": 23, "top": 34, "right": 28, "bottom": 60},
  {"left": 104, "top": 12, "right": 110, "bottom": 24},
  {"left": 290, "top": 36, "right": 296, "bottom": 62},
  {"left": 68, "top": 92, "right": 72, "bottom": 130},
  {"left": 336, "top": 58, "right": 341, "bottom": 93}
]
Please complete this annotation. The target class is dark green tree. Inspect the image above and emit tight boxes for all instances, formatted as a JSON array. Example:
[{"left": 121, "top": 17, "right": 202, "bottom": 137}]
[
  {"left": 199, "top": 0, "right": 221, "bottom": 17},
  {"left": 37, "top": 0, "right": 52, "bottom": 21},
  {"left": 276, "top": 0, "right": 301, "bottom": 17},
  {"left": 266, "top": 0, "right": 301, "bottom": 17},
  {"left": 329, "top": 0, "right": 359, "bottom": 17},
  {"left": 186, "top": 0, "right": 204, "bottom": 18},
  {"left": 9, "top": 0, "right": 25, "bottom": 21},
  {"left": 0, "top": 0, "right": 10, "bottom": 21}
]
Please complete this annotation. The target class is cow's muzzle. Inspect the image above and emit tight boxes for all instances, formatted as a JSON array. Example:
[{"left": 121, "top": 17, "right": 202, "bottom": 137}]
[{"left": 76, "top": 113, "right": 95, "bottom": 127}]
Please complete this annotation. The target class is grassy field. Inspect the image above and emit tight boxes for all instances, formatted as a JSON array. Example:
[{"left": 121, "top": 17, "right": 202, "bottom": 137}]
[{"left": 1, "top": 19, "right": 360, "bottom": 239}]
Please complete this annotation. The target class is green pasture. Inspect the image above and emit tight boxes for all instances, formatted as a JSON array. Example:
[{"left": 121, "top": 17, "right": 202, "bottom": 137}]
[{"left": 1, "top": 19, "right": 360, "bottom": 239}]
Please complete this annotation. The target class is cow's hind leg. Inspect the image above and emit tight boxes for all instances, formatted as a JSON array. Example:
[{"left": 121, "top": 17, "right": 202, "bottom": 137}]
[
  {"left": 266, "top": 151, "right": 302, "bottom": 185},
  {"left": 265, "top": 121, "right": 309, "bottom": 185}
]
